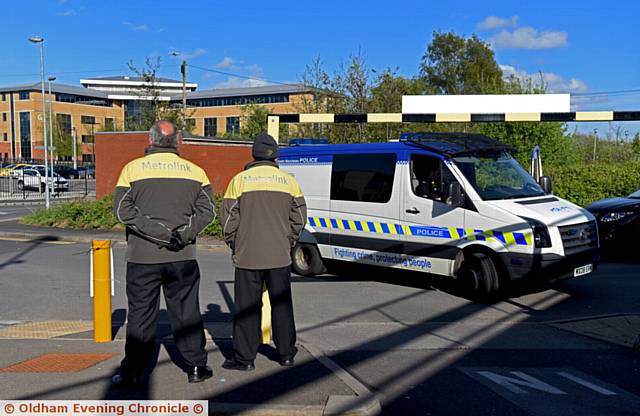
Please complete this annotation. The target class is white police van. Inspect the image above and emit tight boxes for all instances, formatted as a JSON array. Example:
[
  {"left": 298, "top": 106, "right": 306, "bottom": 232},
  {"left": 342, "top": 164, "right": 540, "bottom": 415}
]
[{"left": 279, "top": 133, "right": 599, "bottom": 295}]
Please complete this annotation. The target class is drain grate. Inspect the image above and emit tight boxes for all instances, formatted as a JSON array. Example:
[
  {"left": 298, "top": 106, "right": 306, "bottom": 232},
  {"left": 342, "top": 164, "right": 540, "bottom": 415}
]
[{"left": 0, "top": 353, "right": 115, "bottom": 373}]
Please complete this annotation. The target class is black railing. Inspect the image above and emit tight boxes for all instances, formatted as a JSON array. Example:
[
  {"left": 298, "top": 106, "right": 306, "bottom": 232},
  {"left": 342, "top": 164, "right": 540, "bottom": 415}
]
[{"left": 0, "top": 160, "right": 96, "bottom": 203}]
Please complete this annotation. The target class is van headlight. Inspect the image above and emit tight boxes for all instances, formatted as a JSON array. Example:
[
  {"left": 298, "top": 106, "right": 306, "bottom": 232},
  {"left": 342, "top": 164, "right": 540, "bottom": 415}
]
[{"left": 520, "top": 217, "right": 552, "bottom": 248}]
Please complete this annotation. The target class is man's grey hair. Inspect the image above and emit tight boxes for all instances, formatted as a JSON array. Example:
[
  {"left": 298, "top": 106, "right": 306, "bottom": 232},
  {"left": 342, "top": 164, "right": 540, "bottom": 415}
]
[{"left": 149, "top": 120, "right": 178, "bottom": 148}]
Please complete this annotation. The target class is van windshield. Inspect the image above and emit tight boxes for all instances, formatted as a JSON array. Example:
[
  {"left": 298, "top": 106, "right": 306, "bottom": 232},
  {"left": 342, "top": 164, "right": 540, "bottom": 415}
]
[{"left": 452, "top": 152, "right": 544, "bottom": 201}]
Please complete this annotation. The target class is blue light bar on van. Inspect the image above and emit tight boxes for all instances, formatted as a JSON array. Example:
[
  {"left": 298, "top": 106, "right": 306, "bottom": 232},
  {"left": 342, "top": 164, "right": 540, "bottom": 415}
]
[{"left": 289, "top": 138, "right": 329, "bottom": 146}]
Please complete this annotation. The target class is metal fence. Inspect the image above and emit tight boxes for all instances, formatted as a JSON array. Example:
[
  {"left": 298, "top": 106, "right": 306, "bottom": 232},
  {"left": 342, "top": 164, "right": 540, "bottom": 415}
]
[{"left": 0, "top": 160, "right": 95, "bottom": 203}]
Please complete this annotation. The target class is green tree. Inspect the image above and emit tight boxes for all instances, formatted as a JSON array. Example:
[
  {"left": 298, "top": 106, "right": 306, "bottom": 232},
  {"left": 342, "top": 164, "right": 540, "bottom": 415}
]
[
  {"left": 632, "top": 133, "right": 640, "bottom": 158},
  {"left": 369, "top": 67, "right": 426, "bottom": 140},
  {"left": 126, "top": 57, "right": 194, "bottom": 132},
  {"left": 240, "top": 103, "right": 270, "bottom": 139},
  {"left": 419, "top": 31, "right": 504, "bottom": 94},
  {"left": 52, "top": 122, "right": 73, "bottom": 159}
]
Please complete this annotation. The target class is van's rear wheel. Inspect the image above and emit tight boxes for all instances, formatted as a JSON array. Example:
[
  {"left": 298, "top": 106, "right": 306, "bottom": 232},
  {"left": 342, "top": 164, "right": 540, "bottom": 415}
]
[
  {"left": 460, "top": 252, "right": 500, "bottom": 296},
  {"left": 291, "top": 243, "right": 326, "bottom": 276}
]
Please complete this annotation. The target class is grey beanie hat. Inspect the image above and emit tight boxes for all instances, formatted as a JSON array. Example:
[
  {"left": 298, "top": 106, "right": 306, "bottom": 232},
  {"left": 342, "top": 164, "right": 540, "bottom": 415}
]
[{"left": 252, "top": 133, "right": 279, "bottom": 160}]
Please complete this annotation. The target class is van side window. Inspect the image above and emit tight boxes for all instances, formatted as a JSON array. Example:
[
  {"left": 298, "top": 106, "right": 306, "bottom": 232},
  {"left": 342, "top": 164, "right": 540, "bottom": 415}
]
[
  {"left": 410, "top": 154, "right": 456, "bottom": 203},
  {"left": 331, "top": 153, "right": 397, "bottom": 203}
]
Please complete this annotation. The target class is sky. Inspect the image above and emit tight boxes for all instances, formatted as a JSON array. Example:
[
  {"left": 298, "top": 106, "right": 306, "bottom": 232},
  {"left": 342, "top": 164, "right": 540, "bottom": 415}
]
[{"left": 2, "top": 0, "right": 639, "bottom": 136}]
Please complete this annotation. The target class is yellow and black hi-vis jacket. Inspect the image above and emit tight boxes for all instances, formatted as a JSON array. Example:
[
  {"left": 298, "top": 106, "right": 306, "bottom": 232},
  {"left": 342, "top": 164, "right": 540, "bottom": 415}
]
[
  {"left": 113, "top": 147, "right": 216, "bottom": 264},
  {"left": 221, "top": 160, "right": 307, "bottom": 270}
]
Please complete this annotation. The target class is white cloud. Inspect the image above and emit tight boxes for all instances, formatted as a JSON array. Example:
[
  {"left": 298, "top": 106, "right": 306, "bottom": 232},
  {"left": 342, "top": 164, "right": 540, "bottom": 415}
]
[
  {"left": 57, "top": 9, "right": 76, "bottom": 16},
  {"left": 500, "top": 64, "right": 587, "bottom": 93},
  {"left": 491, "top": 27, "right": 567, "bottom": 49},
  {"left": 477, "top": 15, "right": 519, "bottom": 30},
  {"left": 123, "top": 22, "right": 150, "bottom": 32},
  {"left": 215, "top": 57, "right": 243, "bottom": 70},
  {"left": 212, "top": 63, "right": 269, "bottom": 88},
  {"left": 215, "top": 77, "right": 269, "bottom": 89}
]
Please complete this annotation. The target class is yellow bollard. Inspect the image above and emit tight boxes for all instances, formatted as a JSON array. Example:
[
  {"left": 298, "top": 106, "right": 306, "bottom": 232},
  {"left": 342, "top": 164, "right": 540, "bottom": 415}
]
[
  {"left": 260, "top": 284, "right": 272, "bottom": 344},
  {"left": 92, "top": 240, "right": 112, "bottom": 343}
]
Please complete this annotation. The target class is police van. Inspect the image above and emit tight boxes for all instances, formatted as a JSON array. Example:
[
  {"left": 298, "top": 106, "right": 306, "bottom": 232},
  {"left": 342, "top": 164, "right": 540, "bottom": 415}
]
[{"left": 279, "top": 133, "right": 599, "bottom": 295}]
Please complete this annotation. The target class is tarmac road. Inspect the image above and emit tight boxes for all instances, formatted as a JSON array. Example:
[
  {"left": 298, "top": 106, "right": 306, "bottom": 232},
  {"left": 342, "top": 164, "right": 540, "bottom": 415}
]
[{"left": 0, "top": 238, "right": 638, "bottom": 415}]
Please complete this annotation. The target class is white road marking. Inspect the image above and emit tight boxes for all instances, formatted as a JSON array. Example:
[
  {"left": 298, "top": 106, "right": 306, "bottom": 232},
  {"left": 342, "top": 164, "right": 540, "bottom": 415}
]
[
  {"left": 476, "top": 371, "right": 567, "bottom": 395},
  {"left": 556, "top": 371, "right": 617, "bottom": 395},
  {"left": 0, "top": 211, "right": 8, "bottom": 215}
]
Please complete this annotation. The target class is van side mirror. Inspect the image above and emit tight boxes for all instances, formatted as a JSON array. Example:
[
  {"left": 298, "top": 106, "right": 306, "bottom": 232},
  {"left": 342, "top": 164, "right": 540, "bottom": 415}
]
[
  {"left": 447, "top": 182, "right": 465, "bottom": 207},
  {"left": 539, "top": 176, "right": 553, "bottom": 194}
]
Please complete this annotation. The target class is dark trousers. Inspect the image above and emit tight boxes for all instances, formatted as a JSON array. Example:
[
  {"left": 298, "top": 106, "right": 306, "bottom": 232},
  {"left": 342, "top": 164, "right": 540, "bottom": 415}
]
[
  {"left": 233, "top": 266, "right": 297, "bottom": 365},
  {"left": 121, "top": 260, "right": 207, "bottom": 376}
]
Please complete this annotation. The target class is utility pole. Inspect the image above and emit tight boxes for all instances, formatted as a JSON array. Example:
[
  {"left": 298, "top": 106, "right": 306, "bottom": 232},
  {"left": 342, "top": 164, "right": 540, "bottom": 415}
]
[
  {"left": 592, "top": 128, "right": 598, "bottom": 162},
  {"left": 181, "top": 60, "right": 187, "bottom": 130}
]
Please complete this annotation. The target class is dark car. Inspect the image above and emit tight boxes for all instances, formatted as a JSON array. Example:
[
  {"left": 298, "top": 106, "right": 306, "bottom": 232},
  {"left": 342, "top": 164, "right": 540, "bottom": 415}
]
[
  {"left": 77, "top": 165, "right": 95, "bottom": 179},
  {"left": 586, "top": 190, "right": 640, "bottom": 254},
  {"left": 53, "top": 165, "right": 79, "bottom": 179}
]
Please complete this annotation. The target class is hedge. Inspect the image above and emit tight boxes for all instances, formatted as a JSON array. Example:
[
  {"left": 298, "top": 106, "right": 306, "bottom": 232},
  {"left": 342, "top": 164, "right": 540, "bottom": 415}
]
[
  {"left": 22, "top": 193, "right": 224, "bottom": 238},
  {"left": 546, "top": 161, "right": 640, "bottom": 207}
]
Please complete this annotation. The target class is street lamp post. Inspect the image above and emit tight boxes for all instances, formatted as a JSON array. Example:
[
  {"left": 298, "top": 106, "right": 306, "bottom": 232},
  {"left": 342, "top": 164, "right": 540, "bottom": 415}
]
[
  {"left": 48, "top": 76, "right": 56, "bottom": 177},
  {"left": 72, "top": 126, "right": 77, "bottom": 170},
  {"left": 29, "top": 36, "right": 49, "bottom": 209}
]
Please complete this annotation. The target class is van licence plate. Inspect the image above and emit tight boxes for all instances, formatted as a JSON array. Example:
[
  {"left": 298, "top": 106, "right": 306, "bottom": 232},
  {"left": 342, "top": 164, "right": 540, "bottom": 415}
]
[{"left": 574, "top": 264, "right": 593, "bottom": 277}]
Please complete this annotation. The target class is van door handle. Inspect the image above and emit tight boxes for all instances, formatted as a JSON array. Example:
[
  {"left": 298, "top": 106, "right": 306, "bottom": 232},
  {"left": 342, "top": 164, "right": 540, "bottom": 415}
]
[{"left": 405, "top": 208, "right": 420, "bottom": 214}]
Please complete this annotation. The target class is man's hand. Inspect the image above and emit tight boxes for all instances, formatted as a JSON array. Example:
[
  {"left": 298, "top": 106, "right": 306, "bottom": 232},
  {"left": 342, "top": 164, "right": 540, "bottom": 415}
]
[{"left": 166, "top": 231, "right": 185, "bottom": 252}]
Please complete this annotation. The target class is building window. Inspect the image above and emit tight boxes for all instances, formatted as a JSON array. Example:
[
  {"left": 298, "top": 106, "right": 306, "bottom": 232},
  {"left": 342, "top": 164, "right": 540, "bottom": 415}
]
[
  {"left": 3, "top": 133, "right": 7, "bottom": 142},
  {"left": 81, "top": 115, "right": 96, "bottom": 125},
  {"left": 226, "top": 117, "right": 240, "bottom": 135},
  {"left": 104, "top": 117, "right": 115, "bottom": 131},
  {"left": 18, "top": 91, "right": 30, "bottom": 100},
  {"left": 82, "top": 154, "right": 94, "bottom": 163},
  {"left": 81, "top": 134, "right": 94, "bottom": 144},
  {"left": 56, "top": 93, "right": 112, "bottom": 107},
  {"left": 56, "top": 114, "right": 72, "bottom": 138},
  {"left": 2, "top": 113, "right": 6, "bottom": 122},
  {"left": 186, "top": 93, "right": 290, "bottom": 108},
  {"left": 2, "top": 93, "right": 5, "bottom": 101},
  {"left": 204, "top": 118, "right": 217, "bottom": 137},
  {"left": 330, "top": 153, "right": 397, "bottom": 203},
  {"left": 19, "top": 112, "right": 31, "bottom": 160}
]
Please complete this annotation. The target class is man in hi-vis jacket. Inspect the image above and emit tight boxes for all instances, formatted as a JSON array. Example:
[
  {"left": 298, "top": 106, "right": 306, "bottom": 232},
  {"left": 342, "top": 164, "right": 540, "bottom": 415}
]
[
  {"left": 221, "top": 133, "right": 307, "bottom": 371},
  {"left": 112, "top": 120, "right": 215, "bottom": 387}
]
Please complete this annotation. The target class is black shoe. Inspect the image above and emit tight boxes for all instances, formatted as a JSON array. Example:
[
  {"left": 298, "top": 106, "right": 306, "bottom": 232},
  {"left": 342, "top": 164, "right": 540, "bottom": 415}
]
[
  {"left": 187, "top": 366, "right": 213, "bottom": 383},
  {"left": 279, "top": 358, "right": 294, "bottom": 367},
  {"left": 111, "top": 373, "right": 142, "bottom": 390},
  {"left": 222, "top": 358, "right": 255, "bottom": 371}
]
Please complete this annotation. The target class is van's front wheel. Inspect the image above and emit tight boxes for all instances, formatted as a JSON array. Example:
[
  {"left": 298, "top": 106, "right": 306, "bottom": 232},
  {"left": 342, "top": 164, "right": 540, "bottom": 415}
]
[
  {"left": 460, "top": 252, "right": 500, "bottom": 296},
  {"left": 291, "top": 243, "right": 326, "bottom": 276}
]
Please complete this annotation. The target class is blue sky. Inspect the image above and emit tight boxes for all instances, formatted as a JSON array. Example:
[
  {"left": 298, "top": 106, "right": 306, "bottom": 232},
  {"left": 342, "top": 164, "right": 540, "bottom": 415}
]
[{"left": 2, "top": 0, "right": 639, "bottom": 135}]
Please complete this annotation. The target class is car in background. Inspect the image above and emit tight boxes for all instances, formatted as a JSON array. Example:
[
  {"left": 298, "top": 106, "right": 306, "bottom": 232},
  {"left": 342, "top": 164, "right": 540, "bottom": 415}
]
[
  {"left": 53, "top": 165, "right": 79, "bottom": 179},
  {"left": 77, "top": 165, "right": 95, "bottom": 179},
  {"left": 17, "top": 168, "right": 68, "bottom": 194},
  {"left": 586, "top": 190, "right": 640, "bottom": 254},
  {"left": 7, "top": 164, "right": 32, "bottom": 178},
  {"left": 0, "top": 163, "right": 15, "bottom": 177}
]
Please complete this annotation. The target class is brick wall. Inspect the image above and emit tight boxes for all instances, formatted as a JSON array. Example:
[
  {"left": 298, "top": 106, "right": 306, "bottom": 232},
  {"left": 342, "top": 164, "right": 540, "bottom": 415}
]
[{"left": 95, "top": 131, "right": 252, "bottom": 198}]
